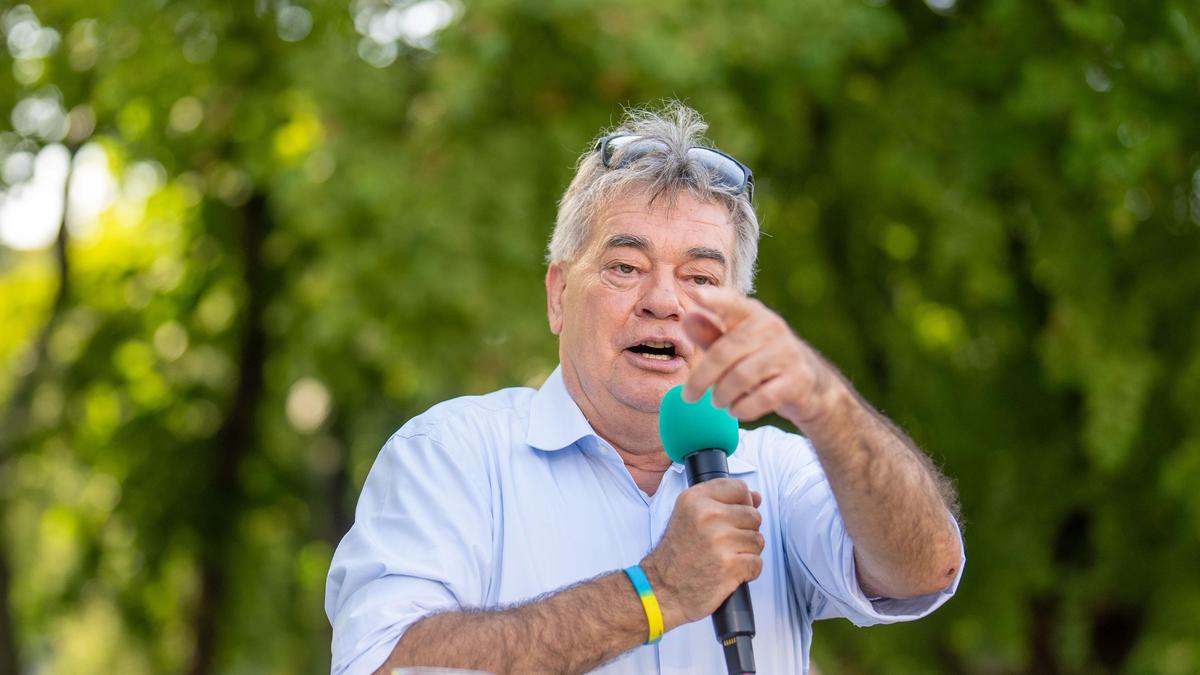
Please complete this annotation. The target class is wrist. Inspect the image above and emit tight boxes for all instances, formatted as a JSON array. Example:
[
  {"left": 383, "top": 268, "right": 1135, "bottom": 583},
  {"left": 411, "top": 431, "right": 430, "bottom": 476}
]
[
  {"left": 621, "top": 564, "right": 664, "bottom": 645},
  {"left": 637, "top": 557, "right": 686, "bottom": 633},
  {"left": 784, "top": 376, "right": 859, "bottom": 438}
]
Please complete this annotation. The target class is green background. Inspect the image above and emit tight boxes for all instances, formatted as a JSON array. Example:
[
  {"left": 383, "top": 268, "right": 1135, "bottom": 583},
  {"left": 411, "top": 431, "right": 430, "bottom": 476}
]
[{"left": 2, "top": 0, "right": 1199, "bottom": 673}]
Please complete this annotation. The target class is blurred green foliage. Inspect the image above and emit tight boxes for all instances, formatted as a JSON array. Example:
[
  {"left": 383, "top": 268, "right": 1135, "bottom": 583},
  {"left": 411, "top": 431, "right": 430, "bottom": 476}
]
[{"left": 1, "top": 0, "right": 1199, "bottom": 673}]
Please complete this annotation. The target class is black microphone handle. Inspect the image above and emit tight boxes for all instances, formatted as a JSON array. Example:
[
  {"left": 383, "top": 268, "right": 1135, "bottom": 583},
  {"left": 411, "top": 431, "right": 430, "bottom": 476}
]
[{"left": 683, "top": 449, "right": 757, "bottom": 675}]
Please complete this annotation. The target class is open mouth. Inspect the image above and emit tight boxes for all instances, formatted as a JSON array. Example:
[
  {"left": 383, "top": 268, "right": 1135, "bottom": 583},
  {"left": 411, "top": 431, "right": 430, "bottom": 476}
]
[{"left": 626, "top": 340, "right": 677, "bottom": 361}]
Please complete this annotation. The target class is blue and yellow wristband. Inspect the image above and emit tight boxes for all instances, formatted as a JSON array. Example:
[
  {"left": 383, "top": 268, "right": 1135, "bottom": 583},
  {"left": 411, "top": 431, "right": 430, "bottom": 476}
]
[{"left": 623, "top": 565, "right": 664, "bottom": 644}]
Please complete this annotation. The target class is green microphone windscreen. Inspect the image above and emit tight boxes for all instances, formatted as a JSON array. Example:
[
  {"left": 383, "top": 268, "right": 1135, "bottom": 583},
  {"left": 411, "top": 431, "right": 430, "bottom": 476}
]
[{"left": 659, "top": 384, "right": 740, "bottom": 464}]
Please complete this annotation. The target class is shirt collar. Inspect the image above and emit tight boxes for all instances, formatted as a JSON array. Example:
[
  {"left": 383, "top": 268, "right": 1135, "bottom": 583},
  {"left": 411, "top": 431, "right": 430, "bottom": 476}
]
[
  {"left": 525, "top": 365, "right": 597, "bottom": 451},
  {"left": 525, "top": 365, "right": 756, "bottom": 475}
]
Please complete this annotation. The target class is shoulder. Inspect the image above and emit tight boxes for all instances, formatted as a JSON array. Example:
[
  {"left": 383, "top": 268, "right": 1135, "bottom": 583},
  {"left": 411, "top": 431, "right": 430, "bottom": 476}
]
[
  {"left": 387, "top": 384, "right": 536, "bottom": 457},
  {"left": 737, "top": 423, "right": 823, "bottom": 480}
]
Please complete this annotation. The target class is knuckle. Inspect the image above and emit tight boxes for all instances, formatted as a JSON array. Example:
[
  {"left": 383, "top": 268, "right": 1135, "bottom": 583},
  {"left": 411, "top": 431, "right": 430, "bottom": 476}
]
[
  {"left": 675, "top": 489, "right": 695, "bottom": 509},
  {"left": 737, "top": 505, "right": 760, "bottom": 528},
  {"left": 729, "top": 481, "right": 750, "bottom": 503},
  {"left": 696, "top": 504, "right": 721, "bottom": 524},
  {"left": 722, "top": 531, "right": 745, "bottom": 550},
  {"left": 739, "top": 393, "right": 758, "bottom": 415},
  {"left": 731, "top": 396, "right": 755, "bottom": 418},
  {"left": 760, "top": 390, "right": 779, "bottom": 410},
  {"left": 708, "top": 340, "right": 734, "bottom": 362},
  {"left": 730, "top": 479, "right": 750, "bottom": 495},
  {"left": 706, "top": 479, "right": 748, "bottom": 505},
  {"left": 710, "top": 477, "right": 734, "bottom": 493},
  {"left": 725, "top": 331, "right": 751, "bottom": 352},
  {"left": 711, "top": 388, "right": 729, "bottom": 409},
  {"left": 727, "top": 367, "right": 751, "bottom": 391},
  {"left": 753, "top": 391, "right": 772, "bottom": 413}
]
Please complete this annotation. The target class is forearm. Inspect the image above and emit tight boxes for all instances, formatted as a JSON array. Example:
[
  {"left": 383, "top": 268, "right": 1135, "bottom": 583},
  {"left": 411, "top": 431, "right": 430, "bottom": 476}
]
[
  {"left": 677, "top": 287, "right": 960, "bottom": 597},
  {"left": 376, "top": 570, "right": 649, "bottom": 675},
  {"left": 801, "top": 381, "right": 962, "bottom": 599}
]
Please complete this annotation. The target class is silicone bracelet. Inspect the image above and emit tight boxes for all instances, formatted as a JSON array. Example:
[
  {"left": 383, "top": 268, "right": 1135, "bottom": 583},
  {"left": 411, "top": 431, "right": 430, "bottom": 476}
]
[{"left": 623, "top": 565, "right": 664, "bottom": 644}]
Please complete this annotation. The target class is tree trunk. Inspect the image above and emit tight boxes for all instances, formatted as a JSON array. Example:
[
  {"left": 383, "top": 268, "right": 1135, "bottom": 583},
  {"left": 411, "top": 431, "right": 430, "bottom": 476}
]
[
  {"left": 187, "top": 193, "right": 273, "bottom": 675},
  {"left": 0, "top": 154, "right": 75, "bottom": 675},
  {"left": 0, "top": 549, "right": 18, "bottom": 675}
]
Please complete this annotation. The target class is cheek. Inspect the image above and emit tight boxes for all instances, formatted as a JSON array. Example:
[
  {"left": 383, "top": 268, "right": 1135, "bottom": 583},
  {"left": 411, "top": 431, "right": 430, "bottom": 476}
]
[{"left": 568, "top": 287, "right": 633, "bottom": 346}]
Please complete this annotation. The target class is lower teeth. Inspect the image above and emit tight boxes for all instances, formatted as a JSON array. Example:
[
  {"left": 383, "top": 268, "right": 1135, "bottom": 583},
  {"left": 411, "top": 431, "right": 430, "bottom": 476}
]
[{"left": 641, "top": 353, "right": 671, "bottom": 360}]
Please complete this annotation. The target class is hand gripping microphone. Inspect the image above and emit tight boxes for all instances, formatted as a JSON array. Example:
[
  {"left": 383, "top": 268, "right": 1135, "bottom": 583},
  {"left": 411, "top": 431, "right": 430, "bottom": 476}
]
[{"left": 659, "top": 385, "right": 756, "bottom": 675}]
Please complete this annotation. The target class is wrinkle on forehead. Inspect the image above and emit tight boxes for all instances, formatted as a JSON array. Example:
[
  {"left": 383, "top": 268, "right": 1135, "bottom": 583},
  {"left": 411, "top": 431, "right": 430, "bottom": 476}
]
[
  {"left": 599, "top": 199, "right": 730, "bottom": 229},
  {"left": 585, "top": 191, "right": 734, "bottom": 260}
]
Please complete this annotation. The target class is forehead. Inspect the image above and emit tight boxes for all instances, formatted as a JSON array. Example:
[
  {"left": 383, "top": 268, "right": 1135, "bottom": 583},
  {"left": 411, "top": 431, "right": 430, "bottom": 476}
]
[{"left": 588, "top": 190, "right": 736, "bottom": 257}]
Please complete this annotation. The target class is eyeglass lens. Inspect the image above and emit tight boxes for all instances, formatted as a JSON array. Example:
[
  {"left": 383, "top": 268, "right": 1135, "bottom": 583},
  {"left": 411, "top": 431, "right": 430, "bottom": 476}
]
[{"left": 603, "top": 136, "right": 749, "bottom": 194}]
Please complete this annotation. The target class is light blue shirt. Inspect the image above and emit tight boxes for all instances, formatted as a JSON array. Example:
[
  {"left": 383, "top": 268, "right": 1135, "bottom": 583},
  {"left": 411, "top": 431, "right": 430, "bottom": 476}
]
[{"left": 326, "top": 366, "right": 964, "bottom": 675}]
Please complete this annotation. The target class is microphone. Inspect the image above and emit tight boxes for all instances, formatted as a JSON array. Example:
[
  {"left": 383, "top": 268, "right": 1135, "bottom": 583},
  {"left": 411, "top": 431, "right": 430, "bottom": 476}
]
[{"left": 659, "top": 385, "right": 756, "bottom": 675}]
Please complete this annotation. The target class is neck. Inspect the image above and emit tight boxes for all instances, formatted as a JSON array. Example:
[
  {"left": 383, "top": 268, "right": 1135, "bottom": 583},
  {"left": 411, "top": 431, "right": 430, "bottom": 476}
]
[{"left": 560, "top": 364, "right": 672, "bottom": 495}]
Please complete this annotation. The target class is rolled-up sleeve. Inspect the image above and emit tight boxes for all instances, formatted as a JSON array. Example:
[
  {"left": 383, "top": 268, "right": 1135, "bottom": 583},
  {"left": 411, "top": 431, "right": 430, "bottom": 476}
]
[
  {"left": 777, "top": 435, "right": 964, "bottom": 627},
  {"left": 325, "top": 430, "right": 493, "bottom": 675}
]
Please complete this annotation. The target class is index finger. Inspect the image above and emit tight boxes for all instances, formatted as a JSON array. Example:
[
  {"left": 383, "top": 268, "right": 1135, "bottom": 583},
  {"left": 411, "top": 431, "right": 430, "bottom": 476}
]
[
  {"left": 691, "top": 286, "right": 756, "bottom": 329},
  {"left": 693, "top": 477, "right": 753, "bottom": 505}
]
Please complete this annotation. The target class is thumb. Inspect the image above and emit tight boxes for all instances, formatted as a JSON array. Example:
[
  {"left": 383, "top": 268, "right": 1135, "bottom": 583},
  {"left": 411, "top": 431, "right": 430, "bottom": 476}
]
[{"left": 683, "top": 309, "right": 724, "bottom": 351}]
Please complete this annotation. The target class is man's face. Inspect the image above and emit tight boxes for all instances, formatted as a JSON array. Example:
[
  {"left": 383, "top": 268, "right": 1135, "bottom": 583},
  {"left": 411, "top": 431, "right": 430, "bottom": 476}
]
[{"left": 546, "top": 190, "right": 737, "bottom": 415}]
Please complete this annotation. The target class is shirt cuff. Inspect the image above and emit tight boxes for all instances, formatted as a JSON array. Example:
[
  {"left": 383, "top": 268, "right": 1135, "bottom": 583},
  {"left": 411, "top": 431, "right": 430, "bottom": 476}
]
[{"left": 337, "top": 632, "right": 404, "bottom": 675}]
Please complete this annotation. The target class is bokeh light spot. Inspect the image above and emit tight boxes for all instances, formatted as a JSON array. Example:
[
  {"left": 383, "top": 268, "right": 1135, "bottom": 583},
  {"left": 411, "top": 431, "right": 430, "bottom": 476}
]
[{"left": 286, "top": 377, "right": 332, "bottom": 433}]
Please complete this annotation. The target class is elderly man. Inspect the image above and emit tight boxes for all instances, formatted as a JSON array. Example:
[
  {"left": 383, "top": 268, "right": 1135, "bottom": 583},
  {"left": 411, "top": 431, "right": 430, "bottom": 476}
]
[{"left": 325, "top": 104, "right": 964, "bottom": 675}]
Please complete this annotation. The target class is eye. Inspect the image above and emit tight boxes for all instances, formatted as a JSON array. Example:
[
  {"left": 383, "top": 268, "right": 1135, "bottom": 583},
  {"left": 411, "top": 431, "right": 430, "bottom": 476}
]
[
  {"left": 615, "top": 263, "right": 636, "bottom": 274},
  {"left": 692, "top": 275, "right": 715, "bottom": 286}
]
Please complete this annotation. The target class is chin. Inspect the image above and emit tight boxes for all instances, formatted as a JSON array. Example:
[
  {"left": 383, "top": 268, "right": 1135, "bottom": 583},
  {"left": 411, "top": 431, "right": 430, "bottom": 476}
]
[{"left": 611, "top": 377, "right": 678, "bottom": 414}]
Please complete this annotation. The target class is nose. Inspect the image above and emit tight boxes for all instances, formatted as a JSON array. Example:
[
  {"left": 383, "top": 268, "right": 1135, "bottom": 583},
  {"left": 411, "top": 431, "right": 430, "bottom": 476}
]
[{"left": 636, "top": 269, "right": 684, "bottom": 320}]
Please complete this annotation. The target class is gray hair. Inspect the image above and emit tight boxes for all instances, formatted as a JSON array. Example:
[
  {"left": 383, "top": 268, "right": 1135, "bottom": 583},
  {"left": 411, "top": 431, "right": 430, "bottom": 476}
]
[{"left": 547, "top": 102, "right": 760, "bottom": 293}]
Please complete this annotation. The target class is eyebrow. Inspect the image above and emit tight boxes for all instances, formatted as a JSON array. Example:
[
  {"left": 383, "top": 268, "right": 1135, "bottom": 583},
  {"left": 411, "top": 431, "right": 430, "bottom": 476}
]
[
  {"left": 604, "top": 233, "right": 651, "bottom": 251},
  {"left": 686, "top": 246, "right": 727, "bottom": 267},
  {"left": 603, "top": 234, "right": 728, "bottom": 268}
]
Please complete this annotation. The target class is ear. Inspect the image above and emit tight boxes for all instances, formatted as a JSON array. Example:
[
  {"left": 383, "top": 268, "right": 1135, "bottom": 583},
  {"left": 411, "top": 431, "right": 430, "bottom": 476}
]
[{"left": 545, "top": 262, "right": 567, "bottom": 335}]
